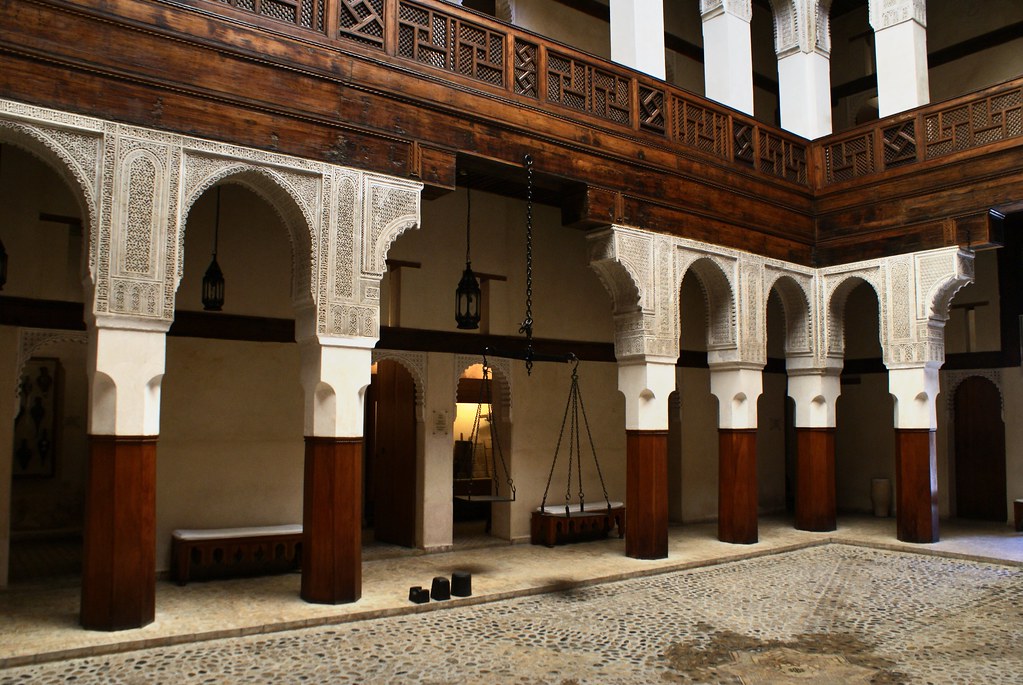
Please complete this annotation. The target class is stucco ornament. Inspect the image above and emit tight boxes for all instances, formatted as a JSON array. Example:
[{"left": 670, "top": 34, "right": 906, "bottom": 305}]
[
  {"left": 372, "top": 349, "right": 428, "bottom": 421},
  {"left": 869, "top": 0, "right": 926, "bottom": 30},
  {"left": 700, "top": 0, "right": 753, "bottom": 21},
  {"left": 770, "top": 0, "right": 832, "bottom": 57}
]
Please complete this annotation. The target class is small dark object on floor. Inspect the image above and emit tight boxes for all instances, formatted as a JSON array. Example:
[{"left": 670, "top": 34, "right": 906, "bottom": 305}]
[
  {"left": 431, "top": 576, "right": 451, "bottom": 600},
  {"left": 408, "top": 587, "right": 430, "bottom": 604},
  {"left": 451, "top": 571, "right": 472, "bottom": 597}
]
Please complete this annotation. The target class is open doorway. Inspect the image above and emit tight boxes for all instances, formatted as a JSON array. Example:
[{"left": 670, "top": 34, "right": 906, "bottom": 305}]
[{"left": 954, "top": 376, "right": 1007, "bottom": 522}]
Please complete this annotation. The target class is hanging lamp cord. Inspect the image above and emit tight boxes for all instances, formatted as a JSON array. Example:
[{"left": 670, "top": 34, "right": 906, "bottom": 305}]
[
  {"left": 464, "top": 183, "right": 472, "bottom": 264},
  {"left": 519, "top": 154, "right": 535, "bottom": 374},
  {"left": 212, "top": 185, "right": 221, "bottom": 257}
]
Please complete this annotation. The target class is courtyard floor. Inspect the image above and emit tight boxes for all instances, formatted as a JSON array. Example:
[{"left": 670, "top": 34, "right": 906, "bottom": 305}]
[{"left": 1, "top": 516, "right": 1021, "bottom": 683}]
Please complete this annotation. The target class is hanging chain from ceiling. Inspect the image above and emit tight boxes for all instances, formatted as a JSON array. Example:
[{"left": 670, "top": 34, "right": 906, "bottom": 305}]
[{"left": 519, "top": 154, "right": 535, "bottom": 375}]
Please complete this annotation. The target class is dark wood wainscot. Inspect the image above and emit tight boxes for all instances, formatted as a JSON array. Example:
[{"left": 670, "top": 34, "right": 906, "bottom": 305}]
[
  {"left": 171, "top": 525, "right": 303, "bottom": 585},
  {"left": 530, "top": 502, "right": 626, "bottom": 547}
]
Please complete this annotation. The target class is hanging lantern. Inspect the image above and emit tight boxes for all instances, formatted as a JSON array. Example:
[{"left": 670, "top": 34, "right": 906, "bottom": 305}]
[
  {"left": 455, "top": 183, "right": 481, "bottom": 329},
  {"left": 201, "top": 186, "right": 225, "bottom": 311}
]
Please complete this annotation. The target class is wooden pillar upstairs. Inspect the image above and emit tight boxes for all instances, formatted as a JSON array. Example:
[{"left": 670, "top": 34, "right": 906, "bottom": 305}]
[
  {"left": 794, "top": 428, "right": 836, "bottom": 532},
  {"left": 626, "top": 430, "right": 668, "bottom": 559},
  {"left": 718, "top": 429, "right": 758, "bottom": 544},
  {"left": 895, "top": 429, "right": 939, "bottom": 543},
  {"left": 80, "top": 436, "right": 157, "bottom": 631},
  {"left": 301, "top": 436, "right": 363, "bottom": 604}
]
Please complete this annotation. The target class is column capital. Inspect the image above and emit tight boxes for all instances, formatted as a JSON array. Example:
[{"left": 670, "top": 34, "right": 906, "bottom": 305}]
[
  {"left": 869, "top": 0, "right": 926, "bottom": 31},
  {"left": 770, "top": 0, "right": 831, "bottom": 58},
  {"left": 300, "top": 341, "right": 373, "bottom": 437},
  {"left": 618, "top": 358, "right": 676, "bottom": 431},
  {"left": 888, "top": 364, "right": 941, "bottom": 430},
  {"left": 709, "top": 364, "right": 763, "bottom": 430},
  {"left": 87, "top": 325, "right": 167, "bottom": 436},
  {"left": 787, "top": 367, "right": 842, "bottom": 428},
  {"left": 700, "top": 0, "right": 752, "bottom": 22}
]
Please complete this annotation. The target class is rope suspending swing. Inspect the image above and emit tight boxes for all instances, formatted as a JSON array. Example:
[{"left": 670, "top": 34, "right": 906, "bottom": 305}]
[
  {"left": 454, "top": 354, "right": 516, "bottom": 503},
  {"left": 539, "top": 356, "right": 612, "bottom": 517}
]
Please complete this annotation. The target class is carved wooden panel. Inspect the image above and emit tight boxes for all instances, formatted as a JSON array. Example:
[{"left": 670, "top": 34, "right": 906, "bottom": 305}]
[
  {"left": 397, "top": 1, "right": 504, "bottom": 86},
  {"left": 638, "top": 85, "right": 665, "bottom": 135},
  {"left": 547, "top": 51, "right": 630, "bottom": 125},
  {"left": 924, "top": 87, "right": 1023, "bottom": 159},
  {"left": 823, "top": 133, "right": 874, "bottom": 183},
  {"left": 759, "top": 131, "right": 807, "bottom": 184},
  {"left": 513, "top": 39, "right": 538, "bottom": 98},
  {"left": 338, "top": 0, "right": 385, "bottom": 48},
  {"left": 733, "top": 122, "right": 755, "bottom": 167},
  {"left": 882, "top": 120, "right": 917, "bottom": 169},
  {"left": 217, "top": 0, "right": 325, "bottom": 32},
  {"left": 674, "top": 98, "right": 728, "bottom": 159}
]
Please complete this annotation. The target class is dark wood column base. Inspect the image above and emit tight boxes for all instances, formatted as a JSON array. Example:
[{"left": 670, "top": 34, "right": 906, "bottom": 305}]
[
  {"left": 794, "top": 428, "right": 836, "bottom": 532},
  {"left": 80, "top": 435, "right": 157, "bottom": 631},
  {"left": 719, "top": 429, "right": 758, "bottom": 544},
  {"left": 895, "top": 429, "right": 939, "bottom": 543},
  {"left": 625, "top": 430, "right": 668, "bottom": 560},
  {"left": 301, "top": 436, "right": 363, "bottom": 604}
]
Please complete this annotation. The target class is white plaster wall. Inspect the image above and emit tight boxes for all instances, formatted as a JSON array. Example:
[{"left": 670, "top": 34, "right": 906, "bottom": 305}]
[
  {"left": 1000, "top": 366, "right": 1023, "bottom": 522},
  {"left": 503, "top": 359, "right": 626, "bottom": 541},
  {"left": 177, "top": 185, "right": 295, "bottom": 319},
  {"left": 9, "top": 341, "right": 89, "bottom": 533},
  {"left": 508, "top": 0, "right": 611, "bottom": 59},
  {"left": 757, "top": 372, "right": 787, "bottom": 513},
  {"left": 835, "top": 374, "right": 895, "bottom": 514},
  {"left": 385, "top": 189, "right": 615, "bottom": 343},
  {"left": 0, "top": 145, "right": 85, "bottom": 302},
  {"left": 944, "top": 249, "right": 1001, "bottom": 355},
  {"left": 156, "top": 338, "right": 304, "bottom": 571},
  {"left": 678, "top": 366, "right": 720, "bottom": 522}
]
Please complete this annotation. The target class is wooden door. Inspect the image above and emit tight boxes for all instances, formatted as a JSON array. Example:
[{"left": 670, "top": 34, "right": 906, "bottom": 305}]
[
  {"left": 954, "top": 376, "right": 1006, "bottom": 522},
  {"left": 369, "top": 360, "right": 418, "bottom": 547}
]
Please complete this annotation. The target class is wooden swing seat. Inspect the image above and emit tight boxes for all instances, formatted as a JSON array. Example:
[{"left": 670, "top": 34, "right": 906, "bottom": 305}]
[{"left": 530, "top": 501, "right": 625, "bottom": 547}]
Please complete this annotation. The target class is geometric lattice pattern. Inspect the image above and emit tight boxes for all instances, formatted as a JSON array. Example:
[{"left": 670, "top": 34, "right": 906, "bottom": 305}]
[
  {"left": 882, "top": 120, "right": 917, "bottom": 169},
  {"left": 397, "top": 1, "right": 504, "bottom": 86},
  {"left": 824, "top": 133, "right": 875, "bottom": 184},
  {"left": 673, "top": 98, "right": 728, "bottom": 159},
  {"left": 639, "top": 86, "right": 665, "bottom": 134},
  {"left": 513, "top": 39, "right": 538, "bottom": 98},
  {"left": 216, "top": 0, "right": 325, "bottom": 32},
  {"left": 547, "top": 51, "right": 631, "bottom": 125},
  {"left": 924, "top": 87, "right": 1023, "bottom": 159},
  {"left": 338, "top": 0, "right": 384, "bottom": 48},
  {"left": 758, "top": 130, "right": 807, "bottom": 184}
]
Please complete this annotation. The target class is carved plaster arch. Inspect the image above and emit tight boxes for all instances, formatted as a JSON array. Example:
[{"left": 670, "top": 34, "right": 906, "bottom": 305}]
[
  {"left": 454, "top": 354, "right": 513, "bottom": 422},
  {"left": 679, "top": 256, "right": 737, "bottom": 351},
  {"left": 944, "top": 370, "right": 1004, "bottom": 421},
  {"left": 13, "top": 328, "right": 89, "bottom": 413},
  {"left": 821, "top": 269, "right": 883, "bottom": 361},
  {"left": 361, "top": 174, "right": 421, "bottom": 279},
  {"left": 766, "top": 273, "right": 813, "bottom": 357},
  {"left": 181, "top": 160, "right": 317, "bottom": 308},
  {"left": 0, "top": 121, "right": 101, "bottom": 285},
  {"left": 371, "top": 349, "right": 427, "bottom": 422}
]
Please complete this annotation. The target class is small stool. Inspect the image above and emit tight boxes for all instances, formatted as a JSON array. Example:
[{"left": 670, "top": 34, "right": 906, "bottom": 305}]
[
  {"left": 1014, "top": 499, "right": 1023, "bottom": 532},
  {"left": 430, "top": 576, "right": 451, "bottom": 601},
  {"left": 408, "top": 586, "right": 429, "bottom": 604},
  {"left": 451, "top": 571, "right": 472, "bottom": 597}
]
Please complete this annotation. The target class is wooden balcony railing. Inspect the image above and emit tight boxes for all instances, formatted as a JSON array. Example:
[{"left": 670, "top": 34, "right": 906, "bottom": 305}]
[
  {"left": 815, "top": 77, "right": 1023, "bottom": 187},
  {"left": 197, "top": 0, "right": 812, "bottom": 187}
]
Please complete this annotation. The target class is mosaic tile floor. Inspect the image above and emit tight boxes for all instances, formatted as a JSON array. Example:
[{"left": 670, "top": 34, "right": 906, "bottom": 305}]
[{"left": 2, "top": 543, "right": 1021, "bottom": 684}]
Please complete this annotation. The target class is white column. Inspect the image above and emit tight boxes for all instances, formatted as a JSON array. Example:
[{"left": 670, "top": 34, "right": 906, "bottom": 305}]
[
  {"left": 618, "top": 359, "right": 677, "bottom": 430},
  {"left": 419, "top": 353, "right": 454, "bottom": 550},
  {"left": 771, "top": 0, "right": 833, "bottom": 139},
  {"left": 87, "top": 322, "right": 168, "bottom": 436},
  {"left": 786, "top": 366, "right": 841, "bottom": 428},
  {"left": 709, "top": 365, "right": 763, "bottom": 429},
  {"left": 701, "top": 0, "right": 754, "bottom": 115},
  {"left": 610, "top": 0, "right": 666, "bottom": 80},
  {"left": 870, "top": 0, "right": 929, "bottom": 117},
  {"left": 888, "top": 365, "right": 940, "bottom": 430},
  {"left": 300, "top": 339, "right": 374, "bottom": 438}
]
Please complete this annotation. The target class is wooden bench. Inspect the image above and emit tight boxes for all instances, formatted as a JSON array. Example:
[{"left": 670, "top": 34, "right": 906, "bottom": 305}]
[
  {"left": 170, "top": 524, "right": 303, "bottom": 585},
  {"left": 530, "top": 502, "right": 626, "bottom": 547}
]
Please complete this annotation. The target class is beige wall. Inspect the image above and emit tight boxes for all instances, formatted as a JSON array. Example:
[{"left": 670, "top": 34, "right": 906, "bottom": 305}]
[{"left": 156, "top": 337, "right": 305, "bottom": 571}]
